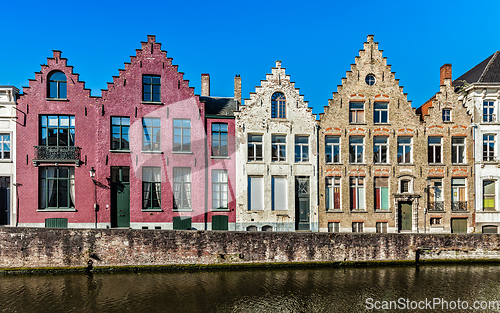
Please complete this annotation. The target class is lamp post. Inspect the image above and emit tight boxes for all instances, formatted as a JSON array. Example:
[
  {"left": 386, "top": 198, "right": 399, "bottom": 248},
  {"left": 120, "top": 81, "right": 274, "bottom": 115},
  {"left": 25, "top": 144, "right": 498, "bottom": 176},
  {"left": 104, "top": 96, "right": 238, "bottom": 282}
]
[{"left": 89, "top": 167, "right": 98, "bottom": 228}]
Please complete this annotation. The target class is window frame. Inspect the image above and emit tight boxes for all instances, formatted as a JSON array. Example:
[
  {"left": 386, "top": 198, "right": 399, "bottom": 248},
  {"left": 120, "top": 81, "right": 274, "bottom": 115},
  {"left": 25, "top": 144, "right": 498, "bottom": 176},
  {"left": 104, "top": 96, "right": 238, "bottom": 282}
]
[
  {"left": 248, "top": 176, "right": 264, "bottom": 211},
  {"left": 111, "top": 117, "right": 130, "bottom": 151},
  {"left": 142, "top": 117, "right": 161, "bottom": 151},
  {"left": 40, "top": 115, "right": 76, "bottom": 147},
  {"left": 271, "top": 176, "right": 287, "bottom": 211},
  {"left": 349, "top": 136, "right": 364, "bottom": 164},
  {"left": 483, "top": 101, "right": 495, "bottom": 122},
  {"left": 325, "top": 136, "right": 340, "bottom": 163},
  {"left": 397, "top": 137, "right": 412, "bottom": 164},
  {"left": 428, "top": 178, "right": 443, "bottom": 211},
  {"left": 376, "top": 222, "right": 387, "bottom": 233},
  {"left": 0, "top": 134, "right": 11, "bottom": 160},
  {"left": 442, "top": 109, "right": 451, "bottom": 122},
  {"left": 483, "top": 134, "right": 495, "bottom": 161},
  {"left": 374, "top": 102, "right": 388, "bottom": 123},
  {"left": 350, "top": 177, "right": 365, "bottom": 211},
  {"left": 483, "top": 180, "right": 496, "bottom": 211},
  {"left": 212, "top": 170, "right": 228, "bottom": 210},
  {"left": 173, "top": 119, "right": 191, "bottom": 152},
  {"left": 47, "top": 71, "right": 67, "bottom": 99},
  {"left": 451, "top": 137, "right": 466, "bottom": 164},
  {"left": 349, "top": 102, "right": 365, "bottom": 124},
  {"left": 142, "top": 167, "right": 161, "bottom": 211},
  {"left": 352, "top": 222, "right": 364, "bottom": 233},
  {"left": 326, "top": 177, "right": 341, "bottom": 211},
  {"left": 211, "top": 123, "right": 228, "bottom": 156},
  {"left": 272, "top": 134, "right": 286, "bottom": 162},
  {"left": 271, "top": 92, "right": 286, "bottom": 118},
  {"left": 294, "top": 135, "right": 309, "bottom": 163},
  {"left": 39, "top": 166, "right": 75, "bottom": 210},
  {"left": 428, "top": 137, "right": 443, "bottom": 164},
  {"left": 373, "top": 136, "right": 388, "bottom": 164},
  {"left": 328, "top": 222, "right": 340, "bottom": 233},
  {"left": 142, "top": 75, "right": 161, "bottom": 103},
  {"left": 173, "top": 167, "right": 192, "bottom": 211},
  {"left": 374, "top": 177, "right": 389, "bottom": 211},
  {"left": 247, "top": 134, "right": 263, "bottom": 162}
]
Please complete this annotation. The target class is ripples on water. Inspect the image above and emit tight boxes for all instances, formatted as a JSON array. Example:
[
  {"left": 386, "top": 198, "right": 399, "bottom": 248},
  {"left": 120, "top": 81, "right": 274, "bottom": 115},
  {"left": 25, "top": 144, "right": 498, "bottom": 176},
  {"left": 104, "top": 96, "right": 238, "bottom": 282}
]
[{"left": 1, "top": 265, "right": 500, "bottom": 312}]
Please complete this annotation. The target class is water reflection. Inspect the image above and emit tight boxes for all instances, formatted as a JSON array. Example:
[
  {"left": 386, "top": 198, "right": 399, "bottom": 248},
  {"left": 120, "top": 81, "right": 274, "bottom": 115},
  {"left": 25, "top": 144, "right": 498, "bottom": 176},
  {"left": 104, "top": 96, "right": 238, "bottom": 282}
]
[{"left": 0, "top": 265, "right": 500, "bottom": 312}]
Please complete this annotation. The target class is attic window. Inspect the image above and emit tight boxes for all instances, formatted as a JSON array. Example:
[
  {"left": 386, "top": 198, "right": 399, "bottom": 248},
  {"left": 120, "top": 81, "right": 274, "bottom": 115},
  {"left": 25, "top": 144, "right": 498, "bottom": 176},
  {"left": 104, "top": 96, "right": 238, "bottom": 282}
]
[
  {"left": 47, "top": 71, "right": 67, "bottom": 99},
  {"left": 442, "top": 109, "right": 451, "bottom": 122},
  {"left": 365, "top": 74, "right": 376, "bottom": 86},
  {"left": 271, "top": 92, "right": 286, "bottom": 118}
]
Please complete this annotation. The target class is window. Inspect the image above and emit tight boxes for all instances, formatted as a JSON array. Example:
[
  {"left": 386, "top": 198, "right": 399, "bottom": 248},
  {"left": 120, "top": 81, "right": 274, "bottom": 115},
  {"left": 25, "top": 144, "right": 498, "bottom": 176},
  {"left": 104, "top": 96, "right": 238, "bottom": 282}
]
[
  {"left": 365, "top": 74, "right": 376, "bottom": 86},
  {"left": 452, "top": 137, "right": 465, "bottom": 164},
  {"left": 325, "top": 136, "right": 340, "bottom": 163},
  {"left": 0, "top": 134, "right": 10, "bottom": 160},
  {"left": 248, "top": 176, "right": 264, "bottom": 210},
  {"left": 483, "top": 135, "right": 495, "bottom": 161},
  {"left": 142, "top": 75, "right": 161, "bottom": 102},
  {"left": 272, "top": 176, "right": 287, "bottom": 210},
  {"left": 212, "top": 170, "right": 228, "bottom": 210},
  {"left": 295, "top": 136, "right": 309, "bottom": 162},
  {"left": 349, "top": 102, "right": 364, "bottom": 123},
  {"left": 326, "top": 177, "right": 341, "bottom": 210},
  {"left": 173, "top": 119, "right": 191, "bottom": 152},
  {"left": 374, "top": 178, "right": 389, "bottom": 210},
  {"left": 397, "top": 137, "right": 412, "bottom": 163},
  {"left": 47, "top": 71, "right": 67, "bottom": 99},
  {"left": 142, "top": 167, "right": 161, "bottom": 210},
  {"left": 452, "top": 178, "right": 467, "bottom": 211},
  {"left": 483, "top": 226, "right": 498, "bottom": 234},
  {"left": 376, "top": 222, "right": 387, "bottom": 233},
  {"left": 350, "top": 177, "right": 365, "bottom": 210},
  {"left": 247, "top": 226, "right": 258, "bottom": 231},
  {"left": 262, "top": 225, "right": 273, "bottom": 231},
  {"left": 272, "top": 134, "right": 286, "bottom": 162},
  {"left": 483, "top": 101, "right": 495, "bottom": 122},
  {"left": 211, "top": 123, "right": 228, "bottom": 156},
  {"left": 374, "top": 103, "right": 388, "bottom": 123},
  {"left": 173, "top": 168, "right": 191, "bottom": 210},
  {"left": 248, "top": 134, "right": 263, "bottom": 161},
  {"left": 40, "top": 167, "right": 74, "bottom": 209},
  {"left": 271, "top": 92, "right": 286, "bottom": 118},
  {"left": 400, "top": 179, "right": 411, "bottom": 193},
  {"left": 352, "top": 222, "right": 364, "bottom": 233},
  {"left": 428, "top": 179, "right": 443, "bottom": 211},
  {"left": 328, "top": 222, "right": 340, "bottom": 233},
  {"left": 430, "top": 218, "right": 442, "bottom": 226},
  {"left": 111, "top": 117, "right": 130, "bottom": 151},
  {"left": 373, "top": 137, "right": 388, "bottom": 163},
  {"left": 428, "top": 137, "right": 442, "bottom": 163},
  {"left": 40, "top": 116, "right": 75, "bottom": 146},
  {"left": 142, "top": 118, "right": 161, "bottom": 151},
  {"left": 442, "top": 109, "right": 451, "bottom": 122},
  {"left": 483, "top": 180, "right": 495, "bottom": 211},
  {"left": 349, "top": 137, "right": 364, "bottom": 163}
]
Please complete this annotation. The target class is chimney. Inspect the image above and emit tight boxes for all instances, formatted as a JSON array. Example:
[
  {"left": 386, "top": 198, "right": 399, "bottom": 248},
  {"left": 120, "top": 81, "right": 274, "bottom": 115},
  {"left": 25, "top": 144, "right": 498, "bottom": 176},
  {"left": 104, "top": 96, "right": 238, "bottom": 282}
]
[
  {"left": 201, "top": 74, "right": 210, "bottom": 97},
  {"left": 440, "top": 64, "right": 452, "bottom": 86},
  {"left": 234, "top": 75, "right": 242, "bottom": 105}
]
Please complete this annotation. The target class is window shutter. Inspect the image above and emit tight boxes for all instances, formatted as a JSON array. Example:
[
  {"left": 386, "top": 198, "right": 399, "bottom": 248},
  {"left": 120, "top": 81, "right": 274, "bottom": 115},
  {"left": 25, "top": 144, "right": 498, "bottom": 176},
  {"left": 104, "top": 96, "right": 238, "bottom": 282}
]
[
  {"left": 249, "top": 177, "right": 264, "bottom": 210},
  {"left": 273, "top": 177, "right": 287, "bottom": 211}
]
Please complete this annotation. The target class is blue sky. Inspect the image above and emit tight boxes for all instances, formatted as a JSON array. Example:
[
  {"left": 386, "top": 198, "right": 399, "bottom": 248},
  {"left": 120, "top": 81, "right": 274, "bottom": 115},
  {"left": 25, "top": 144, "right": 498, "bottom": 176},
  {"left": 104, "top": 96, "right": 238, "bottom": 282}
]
[{"left": 1, "top": 0, "right": 499, "bottom": 115}]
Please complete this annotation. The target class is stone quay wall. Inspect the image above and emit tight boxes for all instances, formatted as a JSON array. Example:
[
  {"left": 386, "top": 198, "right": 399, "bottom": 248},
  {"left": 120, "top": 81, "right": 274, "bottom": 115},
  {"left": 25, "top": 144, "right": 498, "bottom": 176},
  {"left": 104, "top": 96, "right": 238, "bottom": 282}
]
[{"left": 1, "top": 228, "right": 500, "bottom": 271}]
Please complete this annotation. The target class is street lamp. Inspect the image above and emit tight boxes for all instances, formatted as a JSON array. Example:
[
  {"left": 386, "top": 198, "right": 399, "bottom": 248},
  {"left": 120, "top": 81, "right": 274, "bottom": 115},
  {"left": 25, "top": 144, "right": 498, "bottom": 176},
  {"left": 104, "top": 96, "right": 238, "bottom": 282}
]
[
  {"left": 89, "top": 167, "right": 96, "bottom": 179},
  {"left": 89, "top": 167, "right": 98, "bottom": 228}
]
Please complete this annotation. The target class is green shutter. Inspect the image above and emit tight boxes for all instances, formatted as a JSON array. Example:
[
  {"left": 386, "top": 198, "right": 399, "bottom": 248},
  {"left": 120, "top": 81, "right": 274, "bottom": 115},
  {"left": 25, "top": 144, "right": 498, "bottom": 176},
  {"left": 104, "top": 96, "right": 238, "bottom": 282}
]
[
  {"left": 381, "top": 187, "right": 389, "bottom": 210},
  {"left": 212, "top": 215, "right": 228, "bottom": 231},
  {"left": 45, "top": 218, "right": 68, "bottom": 228},
  {"left": 451, "top": 218, "right": 467, "bottom": 234},
  {"left": 173, "top": 217, "right": 192, "bottom": 230}
]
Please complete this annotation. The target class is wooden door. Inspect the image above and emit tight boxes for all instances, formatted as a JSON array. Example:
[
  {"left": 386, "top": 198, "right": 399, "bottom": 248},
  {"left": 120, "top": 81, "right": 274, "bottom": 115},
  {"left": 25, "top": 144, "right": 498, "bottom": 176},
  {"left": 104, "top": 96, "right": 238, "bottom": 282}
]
[
  {"left": 111, "top": 167, "right": 130, "bottom": 228},
  {"left": 295, "top": 177, "right": 310, "bottom": 231},
  {"left": 399, "top": 201, "right": 412, "bottom": 231}
]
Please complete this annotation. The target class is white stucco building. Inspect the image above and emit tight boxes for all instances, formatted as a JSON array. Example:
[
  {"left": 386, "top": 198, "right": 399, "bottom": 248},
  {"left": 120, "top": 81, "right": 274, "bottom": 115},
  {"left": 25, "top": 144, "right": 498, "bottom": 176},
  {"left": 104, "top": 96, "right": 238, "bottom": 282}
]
[
  {"left": 455, "top": 51, "right": 500, "bottom": 233},
  {"left": 235, "top": 61, "right": 318, "bottom": 232},
  {"left": 0, "top": 86, "right": 18, "bottom": 226}
]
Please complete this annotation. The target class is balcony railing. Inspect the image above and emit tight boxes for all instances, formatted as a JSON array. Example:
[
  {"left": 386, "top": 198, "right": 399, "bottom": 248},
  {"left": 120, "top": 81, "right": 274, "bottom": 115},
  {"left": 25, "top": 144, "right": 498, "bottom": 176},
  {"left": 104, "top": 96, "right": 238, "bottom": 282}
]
[
  {"left": 33, "top": 146, "right": 81, "bottom": 166},
  {"left": 483, "top": 114, "right": 496, "bottom": 123},
  {"left": 451, "top": 201, "right": 468, "bottom": 212},
  {"left": 428, "top": 201, "right": 444, "bottom": 212}
]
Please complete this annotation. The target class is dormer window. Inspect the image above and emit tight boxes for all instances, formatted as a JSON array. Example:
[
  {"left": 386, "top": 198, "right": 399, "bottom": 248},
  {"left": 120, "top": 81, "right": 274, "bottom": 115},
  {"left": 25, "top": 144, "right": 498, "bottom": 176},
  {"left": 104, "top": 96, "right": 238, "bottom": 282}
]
[
  {"left": 271, "top": 92, "right": 286, "bottom": 118},
  {"left": 47, "top": 71, "right": 67, "bottom": 99}
]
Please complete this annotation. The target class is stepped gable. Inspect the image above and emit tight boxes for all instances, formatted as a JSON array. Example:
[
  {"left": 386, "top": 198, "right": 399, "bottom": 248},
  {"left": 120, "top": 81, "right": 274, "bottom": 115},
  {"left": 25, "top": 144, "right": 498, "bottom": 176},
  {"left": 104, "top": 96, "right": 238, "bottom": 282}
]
[{"left": 453, "top": 51, "right": 500, "bottom": 86}]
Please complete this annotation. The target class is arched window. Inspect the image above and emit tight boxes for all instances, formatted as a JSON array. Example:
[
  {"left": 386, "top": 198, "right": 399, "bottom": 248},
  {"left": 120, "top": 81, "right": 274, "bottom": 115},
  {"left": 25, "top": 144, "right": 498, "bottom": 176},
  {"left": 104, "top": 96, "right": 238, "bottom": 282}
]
[
  {"left": 48, "top": 71, "right": 67, "bottom": 99},
  {"left": 271, "top": 92, "right": 286, "bottom": 118}
]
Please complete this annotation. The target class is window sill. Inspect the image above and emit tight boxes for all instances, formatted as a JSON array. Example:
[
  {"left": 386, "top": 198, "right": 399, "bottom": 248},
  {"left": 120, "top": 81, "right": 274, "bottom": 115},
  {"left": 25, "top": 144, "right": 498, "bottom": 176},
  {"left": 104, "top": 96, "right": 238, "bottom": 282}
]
[
  {"left": 141, "top": 101, "right": 163, "bottom": 105},
  {"left": 349, "top": 163, "right": 367, "bottom": 165},
  {"left": 247, "top": 160, "right": 264, "bottom": 163},
  {"left": 141, "top": 150, "right": 163, "bottom": 154},
  {"left": 211, "top": 209, "right": 230, "bottom": 212},
  {"left": 0, "top": 160, "right": 12, "bottom": 163},
  {"left": 428, "top": 163, "right": 445, "bottom": 166},
  {"left": 45, "top": 98, "right": 69, "bottom": 101},
  {"left": 326, "top": 209, "right": 343, "bottom": 213},
  {"left": 443, "top": 121, "right": 453, "bottom": 124},
  {"left": 373, "top": 123, "right": 391, "bottom": 125},
  {"left": 141, "top": 209, "right": 163, "bottom": 212},
  {"left": 350, "top": 210, "right": 368, "bottom": 213},
  {"left": 325, "top": 162, "right": 342, "bottom": 165},
  {"left": 349, "top": 123, "right": 367, "bottom": 125},
  {"left": 37, "top": 209, "right": 77, "bottom": 212},
  {"left": 373, "top": 163, "right": 391, "bottom": 166},
  {"left": 375, "top": 210, "right": 392, "bottom": 213},
  {"left": 211, "top": 156, "right": 230, "bottom": 159},
  {"left": 451, "top": 163, "right": 468, "bottom": 166},
  {"left": 271, "top": 160, "right": 287, "bottom": 163},
  {"left": 172, "top": 151, "right": 193, "bottom": 154},
  {"left": 397, "top": 163, "right": 415, "bottom": 166},
  {"left": 109, "top": 150, "right": 131, "bottom": 153},
  {"left": 173, "top": 209, "right": 193, "bottom": 212},
  {"left": 295, "top": 161, "right": 310, "bottom": 164}
]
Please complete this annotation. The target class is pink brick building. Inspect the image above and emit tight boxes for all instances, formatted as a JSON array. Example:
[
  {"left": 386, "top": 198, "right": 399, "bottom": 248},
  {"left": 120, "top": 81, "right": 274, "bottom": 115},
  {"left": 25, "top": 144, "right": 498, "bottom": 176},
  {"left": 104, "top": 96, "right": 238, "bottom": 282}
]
[{"left": 16, "top": 36, "right": 216, "bottom": 229}]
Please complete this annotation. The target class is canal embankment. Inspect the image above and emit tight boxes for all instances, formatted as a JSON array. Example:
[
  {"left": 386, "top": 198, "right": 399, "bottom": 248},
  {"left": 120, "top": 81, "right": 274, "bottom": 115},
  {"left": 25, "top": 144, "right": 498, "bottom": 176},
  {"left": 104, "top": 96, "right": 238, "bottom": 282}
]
[{"left": 1, "top": 228, "right": 500, "bottom": 274}]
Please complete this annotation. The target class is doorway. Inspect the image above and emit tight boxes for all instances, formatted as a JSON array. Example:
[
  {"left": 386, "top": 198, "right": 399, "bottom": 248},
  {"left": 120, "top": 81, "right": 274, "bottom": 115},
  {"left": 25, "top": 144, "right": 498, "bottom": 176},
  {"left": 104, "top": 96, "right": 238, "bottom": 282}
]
[
  {"left": 111, "top": 167, "right": 130, "bottom": 228},
  {"left": 398, "top": 201, "right": 412, "bottom": 231},
  {"left": 295, "top": 176, "right": 310, "bottom": 231},
  {"left": 0, "top": 177, "right": 10, "bottom": 225}
]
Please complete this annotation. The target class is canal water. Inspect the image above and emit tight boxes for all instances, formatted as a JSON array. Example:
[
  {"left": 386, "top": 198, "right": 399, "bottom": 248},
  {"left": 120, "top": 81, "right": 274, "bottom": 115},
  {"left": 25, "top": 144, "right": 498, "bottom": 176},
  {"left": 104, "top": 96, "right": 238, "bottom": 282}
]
[{"left": 1, "top": 264, "right": 500, "bottom": 312}]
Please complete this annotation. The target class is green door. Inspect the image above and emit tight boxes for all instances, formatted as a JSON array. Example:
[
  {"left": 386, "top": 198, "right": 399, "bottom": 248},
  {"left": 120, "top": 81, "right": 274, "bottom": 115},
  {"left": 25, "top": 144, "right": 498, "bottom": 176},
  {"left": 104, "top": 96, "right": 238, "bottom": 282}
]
[
  {"left": 45, "top": 218, "right": 68, "bottom": 228},
  {"left": 399, "top": 201, "right": 412, "bottom": 231},
  {"left": 212, "top": 215, "right": 228, "bottom": 230},
  {"left": 173, "top": 217, "right": 192, "bottom": 230},
  {"left": 295, "top": 177, "right": 310, "bottom": 231},
  {"left": 111, "top": 167, "right": 130, "bottom": 228},
  {"left": 451, "top": 218, "right": 467, "bottom": 233}
]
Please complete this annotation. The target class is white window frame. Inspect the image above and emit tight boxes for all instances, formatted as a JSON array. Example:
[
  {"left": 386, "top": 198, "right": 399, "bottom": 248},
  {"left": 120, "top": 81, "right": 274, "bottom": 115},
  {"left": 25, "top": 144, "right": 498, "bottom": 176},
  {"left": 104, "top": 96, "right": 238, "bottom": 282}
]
[
  {"left": 325, "top": 136, "right": 340, "bottom": 163},
  {"left": 349, "top": 136, "right": 364, "bottom": 164},
  {"left": 248, "top": 134, "right": 263, "bottom": 162},
  {"left": 0, "top": 133, "right": 11, "bottom": 160},
  {"left": 272, "top": 134, "right": 286, "bottom": 162},
  {"left": 483, "top": 100, "right": 495, "bottom": 123},
  {"left": 373, "top": 136, "right": 388, "bottom": 164},
  {"left": 212, "top": 170, "right": 228, "bottom": 210},
  {"left": 374, "top": 102, "right": 388, "bottom": 123},
  {"left": 483, "top": 134, "right": 495, "bottom": 162},
  {"left": 442, "top": 108, "right": 451, "bottom": 122},
  {"left": 350, "top": 177, "right": 365, "bottom": 210},
  {"left": 173, "top": 167, "right": 191, "bottom": 210},
  {"left": 483, "top": 179, "right": 496, "bottom": 211},
  {"left": 397, "top": 137, "right": 412, "bottom": 164},
  {"left": 349, "top": 102, "right": 365, "bottom": 123},
  {"left": 428, "top": 137, "right": 442, "bottom": 164},
  {"left": 326, "top": 177, "right": 341, "bottom": 210},
  {"left": 294, "top": 136, "right": 309, "bottom": 163},
  {"left": 452, "top": 137, "right": 466, "bottom": 164},
  {"left": 352, "top": 222, "right": 364, "bottom": 233}
]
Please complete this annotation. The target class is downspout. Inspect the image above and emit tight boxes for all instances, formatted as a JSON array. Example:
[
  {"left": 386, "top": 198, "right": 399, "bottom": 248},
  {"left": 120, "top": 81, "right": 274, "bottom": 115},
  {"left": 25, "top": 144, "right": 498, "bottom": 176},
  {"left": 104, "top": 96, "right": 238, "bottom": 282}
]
[{"left": 316, "top": 122, "right": 320, "bottom": 232}]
